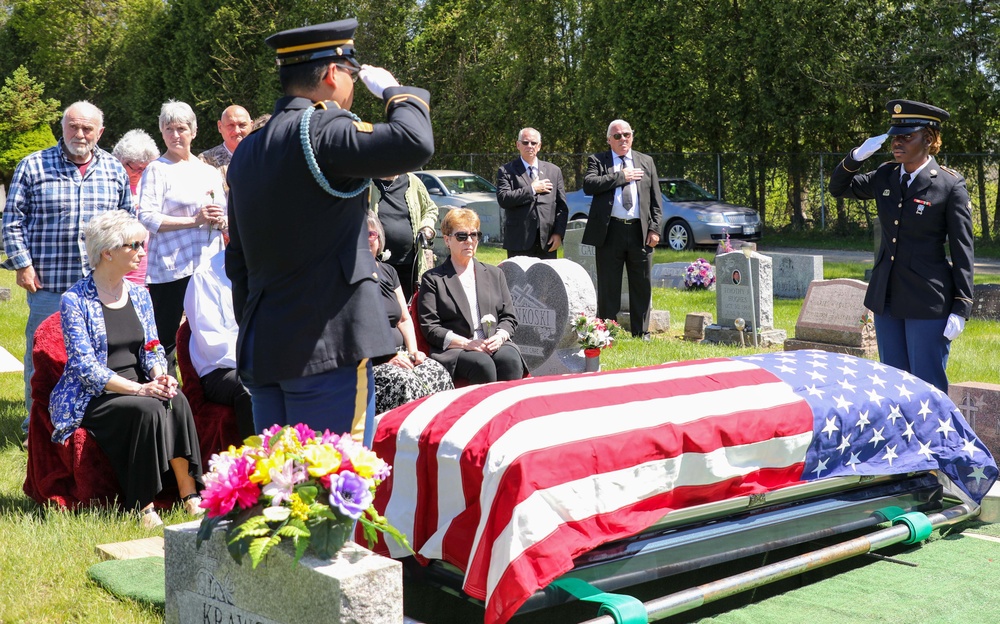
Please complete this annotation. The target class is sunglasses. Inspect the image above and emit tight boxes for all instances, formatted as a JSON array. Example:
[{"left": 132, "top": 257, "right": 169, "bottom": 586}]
[
  {"left": 612, "top": 132, "right": 633, "bottom": 140},
  {"left": 334, "top": 63, "right": 360, "bottom": 83},
  {"left": 368, "top": 230, "right": 379, "bottom": 240},
  {"left": 520, "top": 140, "right": 539, "bottom": 146},
  {"left": 121, "top": 240, "right": 146, "bottom": 251},
  {"left": 449, "top": 231, "right": 483, "bottom": 242}
]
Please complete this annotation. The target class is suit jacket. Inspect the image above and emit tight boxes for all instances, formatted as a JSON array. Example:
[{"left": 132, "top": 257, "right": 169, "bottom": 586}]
[
  {"left": 417, "top": 257, "right": 524, "bottom": 376},
  {"left": 829, "top": 155, "right": 973, "bottom": 319},
  {"left": 495, "top": 158, "right": 569, "bottom": 251},
  {"left": 226, "top": 88, "right": 434, "bottom": 384},
  {"left": 581, "top": 150, "right": 662, "bottom": 247}
]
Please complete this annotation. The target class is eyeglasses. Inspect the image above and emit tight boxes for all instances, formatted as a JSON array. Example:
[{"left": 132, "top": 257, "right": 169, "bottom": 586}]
[
  {"left": 121, "top": 240, "right": 146, "bottom": 251},
  {"left": 125, "top": 162, "right": 148, "bottom": 175},
  {"left": 334, "top": 63, "right": 359, "bottom": 83},
  {"left": 520, "top": 140, "right": 539, "bottom": 146},
  {"left": 368, "top": 230, "right": 379, "bottom": 240},
  {"left": 449, "top": 231, "right": 482, "bottom": 242},
  {"left": 612, "top": 132, "right": 633, "bottom": 140}
]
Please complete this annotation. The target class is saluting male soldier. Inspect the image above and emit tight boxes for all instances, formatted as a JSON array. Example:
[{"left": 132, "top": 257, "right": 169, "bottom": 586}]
[
  {"left": 829, "top": 100, "right": 973, "bottom": 392},
  {"left": 226, "top": 18, "right": 434, "bottom": 442}
]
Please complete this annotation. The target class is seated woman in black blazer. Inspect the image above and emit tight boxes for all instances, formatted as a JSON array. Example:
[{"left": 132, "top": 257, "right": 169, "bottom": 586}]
[{"left": 418, "top": 208, "right": 527, "bottom": 385}]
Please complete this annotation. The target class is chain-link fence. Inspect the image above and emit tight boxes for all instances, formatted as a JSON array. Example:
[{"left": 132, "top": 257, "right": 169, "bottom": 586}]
[{"left": 424, "top": 152, "right": 1000, "bottom": 239}]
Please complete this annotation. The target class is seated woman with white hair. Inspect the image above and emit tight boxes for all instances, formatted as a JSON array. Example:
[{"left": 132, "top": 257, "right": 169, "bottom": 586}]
[
  {"left": 48, "top": 211, "right": 204, "bottom": 529},
  {"left": 138, "top": 100, "right": 227, "bottom": 373}
]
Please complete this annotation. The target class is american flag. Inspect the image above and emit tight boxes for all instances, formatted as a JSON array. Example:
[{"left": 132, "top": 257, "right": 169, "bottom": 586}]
[{"left": 364, "top": 350, "right": 998, "bottom": 624}]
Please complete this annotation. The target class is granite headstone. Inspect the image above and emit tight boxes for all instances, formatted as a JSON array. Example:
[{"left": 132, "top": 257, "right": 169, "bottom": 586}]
[
  {"left": 972, "top": 284, "right": 1000, "bottom": 321},
  {"left": 563, "top": 223, "right": 630, "bottom": 310},
  {"left": 950, "top": 382, "right": 1000, "bottom": 467},
  {"left": 652, "top": 262, "right": 693, "bottom": 290},
  {"left": 783, "top": 278, "right": 877, "bottom": 358},
  {"left": 766, "top": 252, "right": 823, "bottom": 299},
  {"left": 165, "top": 521, "right": 402, "bottom": 624},
  {"left": 705, "top": 251, "right": 785, "bottom": 346},
  {"left": 498, "top": 257, "right": 596, "bottom": 375}
]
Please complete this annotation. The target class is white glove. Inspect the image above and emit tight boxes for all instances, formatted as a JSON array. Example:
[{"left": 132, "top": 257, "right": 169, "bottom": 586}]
[
  {"left": 359, "top": 65, "right": 399, "bottom": 100},
  {"left": 943, "top": 313, "right": 965, "bottom": 341},
  {"left": 851, "top": 134, "right": 889, "bottom": 161}
]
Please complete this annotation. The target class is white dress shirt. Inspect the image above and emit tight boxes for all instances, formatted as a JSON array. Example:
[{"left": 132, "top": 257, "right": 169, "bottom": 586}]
[
  {"left": 183, "top": 250, "right": 237, "bottom": 378},
  {"left": 610, "top": 151, "right": 638, "bottom": 220}
]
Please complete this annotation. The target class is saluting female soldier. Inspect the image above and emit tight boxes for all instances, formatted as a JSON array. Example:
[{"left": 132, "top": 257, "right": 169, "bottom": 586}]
[{"left": 829, "top": 100, "right": 974, "bottom": 392}]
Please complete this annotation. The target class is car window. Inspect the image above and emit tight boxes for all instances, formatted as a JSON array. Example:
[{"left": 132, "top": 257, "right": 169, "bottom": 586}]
[
  {"left": 417, "top": 175, "right": 445, "bottom": 195},
  {"left": 660, "top": 179, "right": 716, "bottom": 202},
  {"left": 440, "top": 175, "right": 497, "bottom": 194}
]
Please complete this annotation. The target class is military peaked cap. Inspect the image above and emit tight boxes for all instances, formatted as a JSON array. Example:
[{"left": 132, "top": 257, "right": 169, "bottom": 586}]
[
  {"left": 266, "top": 18, "right": 360, "bottom": 67},
  {"left": 885, "top": 99, "right": 950, "bottom": 135}
]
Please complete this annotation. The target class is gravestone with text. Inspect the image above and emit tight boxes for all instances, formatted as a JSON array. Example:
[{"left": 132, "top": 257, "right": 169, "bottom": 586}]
[
  {"left": 563, "top": 223, "right": 627, "bottom": 309},
  {"left": 498, "top": 257, "right": 596, "bottom": 375},
  {"left": 165, "top": 521, "right": 402, "bottom": 624},
  {"left": 783, "top": 278, "right": 877, "bottom": 358},
  {"left": 704, "top": 251, "right": 785, "bottom": 346},
  {"left": 950, "top": 382, "right": 1000, "bottom": 465},
  {"left": 766, "top": 252, "right": 823, "bottom": 299}
]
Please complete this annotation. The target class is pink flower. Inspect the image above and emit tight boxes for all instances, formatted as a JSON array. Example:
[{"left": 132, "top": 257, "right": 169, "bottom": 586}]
[
  {"left": 201, "top": 454, "right": 261, "bottom": 518},
  {"left": 292, "top": 423, "right": 317, "bottom": 444}
]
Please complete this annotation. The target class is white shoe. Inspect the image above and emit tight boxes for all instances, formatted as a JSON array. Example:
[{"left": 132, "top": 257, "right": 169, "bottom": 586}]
[
  {"left": 140, "top": 508, "right": 163, "bottom": 529},
  {"left": 182, "top": 494, "right": 205, "bottom": 517}
]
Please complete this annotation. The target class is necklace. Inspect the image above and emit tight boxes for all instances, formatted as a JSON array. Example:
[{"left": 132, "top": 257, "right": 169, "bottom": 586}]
[{"left": 95, "top": 280, "right": 124, "bottom": 300}]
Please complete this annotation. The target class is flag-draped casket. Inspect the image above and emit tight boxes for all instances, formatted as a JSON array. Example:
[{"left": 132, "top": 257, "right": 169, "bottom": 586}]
[{"left": 364, "top": 350, "right": 998, "bottom": 624}]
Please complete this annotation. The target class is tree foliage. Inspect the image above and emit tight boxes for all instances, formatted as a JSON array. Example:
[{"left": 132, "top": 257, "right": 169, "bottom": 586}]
[{"left": 2, "top": 0, "right": 1000, "bottom": 234}]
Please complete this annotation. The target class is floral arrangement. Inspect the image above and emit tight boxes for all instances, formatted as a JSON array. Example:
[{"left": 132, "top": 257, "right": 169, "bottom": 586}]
[
  {"left": 196, "top": 424, "right": 408, "bottom": 568},
  {"left": 719, "top": 228, "right": 734, "bottom": 254},
  {"left": 572, "top": 314, "right": 617, "bottom": 351},
  {"left": 684, "top": 258, "right": 716, "bottom": 289},
  {"left": 859, "top": 310, "right": 874, "bottom": 328}
]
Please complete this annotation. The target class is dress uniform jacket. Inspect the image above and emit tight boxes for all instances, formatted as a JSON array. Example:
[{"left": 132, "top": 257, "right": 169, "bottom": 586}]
[
  {"left": 829, "top": 155, "right": 973, "bottom": 319},
  {"left": 495, "top": 159, "right": 569, "bottom": 252},
  {"left": 226, "top": 88, "right": 434, "bottom": 385},
  {"left": 581, "top": 150, "right": 662, "bottom": 247}
]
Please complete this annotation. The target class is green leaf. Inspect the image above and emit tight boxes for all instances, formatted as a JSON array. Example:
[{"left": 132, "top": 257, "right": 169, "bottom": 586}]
[
  {"left": 195, "top": 515, "right": 224, "bottom": 547},
  {"left": 296, "top": 484, "right": 319, "bottom": 505},
  {"left": 309, "top": 519, "right": 351, "bottom": 560},
  {"left": 248, "top": 534, "right": 282, "bottom": 569}
]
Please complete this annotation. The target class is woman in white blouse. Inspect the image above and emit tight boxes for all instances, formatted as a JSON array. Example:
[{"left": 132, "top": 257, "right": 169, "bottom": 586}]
[
  {"left": 138, "top": 101, "right": 227, "bottom": 373},
  {"left": 417, "top": 209, "right": 527, "bottom": 385}
]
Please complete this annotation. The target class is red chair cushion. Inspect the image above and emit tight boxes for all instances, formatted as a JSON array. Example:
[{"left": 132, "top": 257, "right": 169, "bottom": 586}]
[
  {"left": 22, "top": 312, "right": 178, "bottom": 509},
  {"left": 176, "top": 320, "right": 242, "bottom": 460}
]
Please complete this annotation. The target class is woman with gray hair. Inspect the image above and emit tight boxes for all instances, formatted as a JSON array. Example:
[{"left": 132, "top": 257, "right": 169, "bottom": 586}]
[
  {"left": 138, "top": 100, "right": 227, "bottom": 373},
  {"left": 49, "top": 211, "right": 204, "bottom": 528},
  {"left": 366, "top": 211, "right": 452, "bottom": 427},
  {"left": 112, "top": 129, "right": 159, "bottom": 286}
]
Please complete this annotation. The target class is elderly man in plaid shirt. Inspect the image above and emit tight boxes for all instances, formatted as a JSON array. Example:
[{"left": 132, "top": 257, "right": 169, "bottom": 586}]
[{"left": 2, "top": 101, "right": 133, "bottom": 424}]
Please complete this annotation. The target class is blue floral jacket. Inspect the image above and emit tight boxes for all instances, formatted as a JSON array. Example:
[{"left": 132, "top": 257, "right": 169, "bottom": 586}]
[{"left": 49, "top": 276, "right": 166, "bottom": 444}]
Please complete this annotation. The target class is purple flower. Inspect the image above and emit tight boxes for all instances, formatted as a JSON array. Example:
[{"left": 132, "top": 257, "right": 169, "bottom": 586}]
[{"left": 328, "top": 471, "right": 373, "bottom": 520}]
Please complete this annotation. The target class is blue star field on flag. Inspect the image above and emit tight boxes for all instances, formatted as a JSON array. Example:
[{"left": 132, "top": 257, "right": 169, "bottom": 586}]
[{"left": 737, "top": 349, "right": 998, "bottom": 503}]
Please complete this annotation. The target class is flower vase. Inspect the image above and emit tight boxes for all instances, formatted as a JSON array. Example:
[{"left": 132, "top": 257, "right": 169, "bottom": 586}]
[{"left": 584, "top": 348, "right": 601, "bottom": 372}]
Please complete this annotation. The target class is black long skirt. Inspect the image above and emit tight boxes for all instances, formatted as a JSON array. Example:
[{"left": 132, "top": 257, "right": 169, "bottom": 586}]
[{"left": 82, "top": 392, "right": 202, "bottom": 510}]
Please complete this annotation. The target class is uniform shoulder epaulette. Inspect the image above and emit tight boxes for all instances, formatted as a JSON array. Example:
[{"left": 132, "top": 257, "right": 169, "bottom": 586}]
[
  {"left": 940, "top": 165, "right": 959, "bottom": 177},
  {"left": 352, "top": 120, "right": 374, "bottom": 133}
]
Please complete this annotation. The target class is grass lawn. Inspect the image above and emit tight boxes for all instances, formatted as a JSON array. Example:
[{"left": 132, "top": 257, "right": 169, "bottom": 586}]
[{"left": 1, "top": 247, "right": 998, "bottom": 622}]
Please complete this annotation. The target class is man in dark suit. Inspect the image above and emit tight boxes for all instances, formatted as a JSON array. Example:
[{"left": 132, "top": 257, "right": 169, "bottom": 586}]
[
  {"left": 226, "top": 18, "right": 434, "bottom": 441},
  {"left": 582, "top": 119, "right": 662, "bottom": 339},
  {"left": 829, "top": 99, "right": 973, "bottom": 392},
  {"left": 496, "top": 127, "right": 569, "bottom": 259}
]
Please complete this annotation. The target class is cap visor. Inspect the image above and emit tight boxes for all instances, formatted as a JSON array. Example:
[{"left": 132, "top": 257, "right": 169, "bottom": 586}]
[{"left": 887, "top": 125, "right": 921, "bottom": 135}]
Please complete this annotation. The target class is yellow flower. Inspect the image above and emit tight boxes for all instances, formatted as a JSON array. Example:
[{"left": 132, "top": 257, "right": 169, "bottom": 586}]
[
  {"left": 289, "top": 493, "right": 310, "bottom": 522},
  {"left": 250, "top": 451, "right": 285, "bottom": 484},
  {"left": 349, "top": 448, "right": 384, "bottom": 481},
  {"left": 303, "top": 443, "right": 341, "bottom": 477}
]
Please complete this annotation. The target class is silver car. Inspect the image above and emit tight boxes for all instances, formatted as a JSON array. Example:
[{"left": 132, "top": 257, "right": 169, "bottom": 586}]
[
  {"left": 414, "top": 170, "right": 504, "bottom": 245},
  {"left": 565, "top": 177, "right": 762, "bottom": 251}
]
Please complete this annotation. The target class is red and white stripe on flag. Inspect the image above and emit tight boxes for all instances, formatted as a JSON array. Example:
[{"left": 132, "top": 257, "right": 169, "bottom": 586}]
[{"left": 366, "top": 358, "right": 815, "bottom": 624}]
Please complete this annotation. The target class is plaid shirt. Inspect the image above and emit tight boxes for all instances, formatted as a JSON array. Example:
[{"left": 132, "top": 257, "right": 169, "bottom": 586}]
[{"left": 2, "top": 142, "right": 133, "bottom": 292}]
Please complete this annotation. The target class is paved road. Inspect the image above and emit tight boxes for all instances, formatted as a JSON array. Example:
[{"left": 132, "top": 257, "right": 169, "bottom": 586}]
[{"left": 758, "top": 247, "right": 1000, "bottom": 274}]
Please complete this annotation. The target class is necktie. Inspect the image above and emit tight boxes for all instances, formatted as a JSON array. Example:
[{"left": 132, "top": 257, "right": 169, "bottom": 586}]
[
  {"left": 621, "top": 156, "right": 633, "bottom": 211},
  {"left": 901, "top": 172, "right": 911, "bottom": 192},
  {"left": 529, "top": 165, "right": 537, "bottom": 181}
]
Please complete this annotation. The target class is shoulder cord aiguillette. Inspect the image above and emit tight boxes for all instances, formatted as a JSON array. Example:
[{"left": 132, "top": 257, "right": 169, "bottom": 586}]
[{"left": 299, "top": 106, "right": 371, "bottom": 199}]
